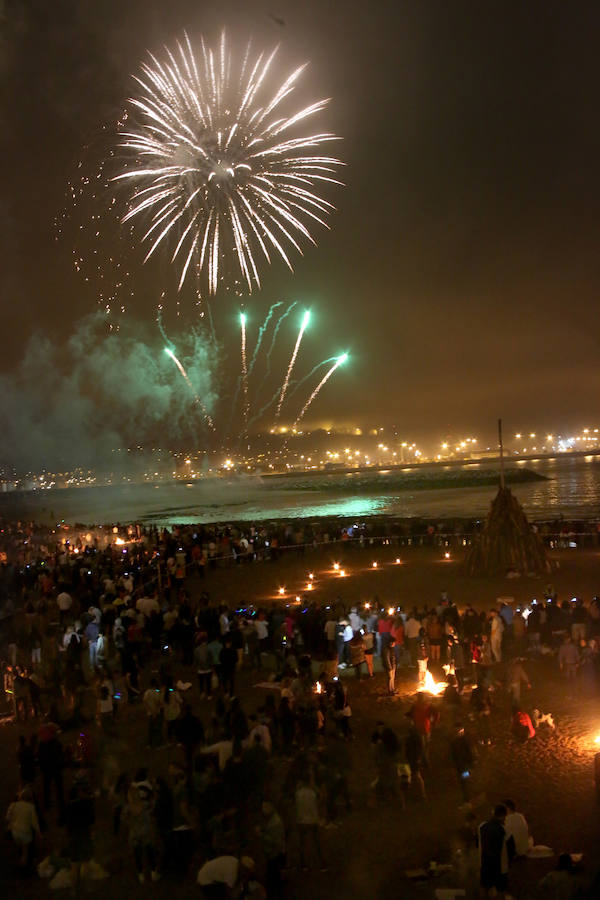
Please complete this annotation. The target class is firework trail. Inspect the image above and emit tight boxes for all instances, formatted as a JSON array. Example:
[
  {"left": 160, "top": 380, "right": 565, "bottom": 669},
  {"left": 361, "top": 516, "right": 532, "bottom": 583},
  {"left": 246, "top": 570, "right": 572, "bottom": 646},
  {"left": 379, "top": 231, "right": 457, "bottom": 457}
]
[
  {"left": 285, "top": 356, "right": 338, "bottom": 402},
  {"left": 240, "top": 313, "right": 249, "bottom": 429},
  {"left": 293, "top": 354, "right": 348, "bottom": 428},
  {"left": 275, "top": 309, "right": 310, "bottom": 419},
  {"left": 114, "top": 32, "right": 344, "bottom": 294},
  {"left": 164, "top": 347, "right": 215, "bottom": 430},
  {"left": 256, "top": 300, "right": 298, "bottom": 397},
  {"left": 157, "top": 303, "right": 170, "bottom": 344},
  {"left": 226, "top": 302, "right": 288, "bottom": 441},
  {"left": 245, "top": 355, "right": 336, "bottom": 430},
  {"left": 246, "top": 301, "right": 284, "bottom": 378}
]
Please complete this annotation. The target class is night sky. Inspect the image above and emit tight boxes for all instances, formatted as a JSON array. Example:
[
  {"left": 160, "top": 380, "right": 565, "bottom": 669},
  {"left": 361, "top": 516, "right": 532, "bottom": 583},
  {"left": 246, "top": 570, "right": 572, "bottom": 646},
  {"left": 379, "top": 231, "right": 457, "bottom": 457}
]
[{"left": 3, "top": 0, "right": 600, "bottom": 459}]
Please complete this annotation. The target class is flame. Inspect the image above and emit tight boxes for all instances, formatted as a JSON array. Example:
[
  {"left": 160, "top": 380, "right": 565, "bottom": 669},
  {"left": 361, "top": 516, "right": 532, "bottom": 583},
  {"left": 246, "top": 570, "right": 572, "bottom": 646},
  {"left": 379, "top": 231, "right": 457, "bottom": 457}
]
[
  {"left": 115, "top": 537, "right": 125, "bottom": 546},
  {"left": 594, "top": 734, "right": 600, "bottom": 745},
  {"left": 315, "top": 681, "right": 323, "bottom": 694},
  {"left": 422, "top": 669, "right": 447, "bottom": 696}
]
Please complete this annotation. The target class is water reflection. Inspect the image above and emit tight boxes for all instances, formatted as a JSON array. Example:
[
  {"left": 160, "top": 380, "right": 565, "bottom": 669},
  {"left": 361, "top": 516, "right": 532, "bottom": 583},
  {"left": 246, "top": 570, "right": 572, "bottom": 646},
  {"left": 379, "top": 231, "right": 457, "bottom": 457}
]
[{"left": 2, "top": 456, "right": 600, "bottom": 525}]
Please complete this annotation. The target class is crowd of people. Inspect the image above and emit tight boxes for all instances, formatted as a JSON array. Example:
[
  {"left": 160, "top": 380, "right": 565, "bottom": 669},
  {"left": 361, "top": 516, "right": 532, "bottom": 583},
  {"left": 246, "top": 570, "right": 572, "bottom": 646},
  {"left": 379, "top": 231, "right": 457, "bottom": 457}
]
[{"left": 1, "top": 515, "right": 600, "bottom": 897}]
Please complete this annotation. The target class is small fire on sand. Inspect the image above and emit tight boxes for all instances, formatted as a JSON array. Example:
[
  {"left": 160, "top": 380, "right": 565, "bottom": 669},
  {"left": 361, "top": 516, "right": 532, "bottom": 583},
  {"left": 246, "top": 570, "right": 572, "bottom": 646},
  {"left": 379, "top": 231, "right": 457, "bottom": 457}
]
[{"left": 422, "top": 669, "right": 447, "bottom": 696}]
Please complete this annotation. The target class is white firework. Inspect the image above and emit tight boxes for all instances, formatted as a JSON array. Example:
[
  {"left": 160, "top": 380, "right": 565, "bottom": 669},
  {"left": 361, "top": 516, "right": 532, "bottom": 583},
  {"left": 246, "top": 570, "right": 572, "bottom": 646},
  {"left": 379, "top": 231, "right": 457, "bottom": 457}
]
[{"left": 115, "top": 32, "right": 344, "bottom": 294}]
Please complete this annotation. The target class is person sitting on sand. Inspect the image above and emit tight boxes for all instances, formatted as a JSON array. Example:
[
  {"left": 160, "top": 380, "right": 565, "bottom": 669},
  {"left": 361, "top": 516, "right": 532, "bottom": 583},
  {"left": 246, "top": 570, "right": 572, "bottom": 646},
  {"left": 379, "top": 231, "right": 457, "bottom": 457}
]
[
  {"left": 511, "top": 704, "right": 535, "bottom": 742},
  {"left": 537, "top": 853, "right": 580, "bottom": 899}
]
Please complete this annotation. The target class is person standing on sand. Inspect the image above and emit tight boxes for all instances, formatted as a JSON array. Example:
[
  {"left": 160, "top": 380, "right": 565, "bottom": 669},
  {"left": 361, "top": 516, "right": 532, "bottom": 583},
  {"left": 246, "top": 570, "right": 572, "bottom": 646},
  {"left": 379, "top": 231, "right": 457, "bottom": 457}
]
[
  {"left": 503, "top": 798, "right": 530, "bottom": 859},
  {"left": 382, "top": 635, "right": 397, "bottom": 694},
  {"left": 558, "top": 634, "right": 579, "bottom": 681},
  {"left": 479, "top": 804, "right": 509, "bottom": 898},
  {"left": 405, "top": 609, "right": 421, "bottom": 665},
  {"left": 505, "top": 657, "right": 530, "bottom": 704},
  {"left": 404, "top": 724, "right": 427, "bottom": 801},
  {"left": 364, "top": 627, "right": 375, "bottom": 677},
  {"left": 490, "top": 610, "right": 504, "bottom": 663}
]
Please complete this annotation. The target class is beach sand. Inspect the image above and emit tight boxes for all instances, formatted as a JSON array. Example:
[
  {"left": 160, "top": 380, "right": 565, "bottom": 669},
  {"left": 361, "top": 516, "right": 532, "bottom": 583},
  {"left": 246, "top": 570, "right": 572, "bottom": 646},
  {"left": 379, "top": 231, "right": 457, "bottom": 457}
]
[{"left": 2, "top": 545, "right": 599, "bottom": 898}]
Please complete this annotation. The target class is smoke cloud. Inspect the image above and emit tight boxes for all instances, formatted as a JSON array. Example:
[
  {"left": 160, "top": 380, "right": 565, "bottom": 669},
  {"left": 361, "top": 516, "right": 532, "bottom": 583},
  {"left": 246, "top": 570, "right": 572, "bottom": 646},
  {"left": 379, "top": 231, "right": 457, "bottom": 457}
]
[{"left": 0, "top": 313, "right": 217, "bottom": 473}]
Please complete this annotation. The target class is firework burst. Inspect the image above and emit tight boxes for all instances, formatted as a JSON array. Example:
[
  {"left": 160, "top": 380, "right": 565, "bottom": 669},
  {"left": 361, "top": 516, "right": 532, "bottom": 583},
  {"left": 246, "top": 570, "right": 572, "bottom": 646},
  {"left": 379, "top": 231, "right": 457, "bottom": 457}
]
[{"left": 115, "top": 32, "right": 344, "bottom": 294}]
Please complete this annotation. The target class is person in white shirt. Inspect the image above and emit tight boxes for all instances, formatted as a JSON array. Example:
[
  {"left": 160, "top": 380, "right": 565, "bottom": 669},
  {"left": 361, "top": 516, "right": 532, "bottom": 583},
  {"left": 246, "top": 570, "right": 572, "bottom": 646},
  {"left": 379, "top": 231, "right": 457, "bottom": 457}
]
[
  {"left": 121, "top": 574, "right": 134, "bottom": 594},
  {"left": 504, "top": 799, "right": 530, "bottom": 858},
  {"left": 248, "top": 716, "right": 272, "bottom": 753},
  {"left": 295, "top": 781, "right": 325, "bottom": 869},
  {"left": 490, "top": 610, "right": 504, "bottom": 663},
  {"left": 255, "top": 614, "right": 269, "bottom": 641},
  {"left": 404, "top": 610, "right": 421, "bottom": 664},
  {"left": 324, "top": 618, "right": 337, "bottom": 650},
  {"left": 197, "top": 855, "right": 255, "bottom": 890},
  {"left": 219, "top": 607, "right": 230, "bottom": 636},
  {"left": 6, "top": 787, "right": 40, "bottom": 867},
  {"left": 137, "top": 594, "right": 160, "bottom": 618},
  {"left": 349, "top": 607, "right": 364, "bottom": 632}
]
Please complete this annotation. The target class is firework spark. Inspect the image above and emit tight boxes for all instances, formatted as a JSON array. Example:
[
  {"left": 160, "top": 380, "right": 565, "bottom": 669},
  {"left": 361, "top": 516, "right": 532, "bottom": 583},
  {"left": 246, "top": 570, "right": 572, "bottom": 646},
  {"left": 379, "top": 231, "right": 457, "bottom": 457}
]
[
  {"left": 247, "top": 301, "right": 284, "bottom": 378},
  {"left": 293, "top": 353, "right": 348, "bottom": 428},
  {"left": 275, "top": 309, "right": 310, "bottom": 418},
  {"left": 114, "top": 32, "right": 343, "bottom": 294},
  {"left": 164, "top": 347, "right": 215, "bottom": 429},
  {"left": 240, "top": 312, "right": 249, "bottom": 429},
  {"left": 245, "top": 354, "right": 336, "bottom": 430}
]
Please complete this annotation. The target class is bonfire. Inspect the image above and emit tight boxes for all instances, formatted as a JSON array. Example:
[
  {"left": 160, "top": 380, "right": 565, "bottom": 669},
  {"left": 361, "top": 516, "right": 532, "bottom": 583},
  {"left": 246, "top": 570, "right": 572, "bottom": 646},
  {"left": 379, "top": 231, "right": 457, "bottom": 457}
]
[{"left": 421, "top": 669, "right": 447, "bottom": 696}]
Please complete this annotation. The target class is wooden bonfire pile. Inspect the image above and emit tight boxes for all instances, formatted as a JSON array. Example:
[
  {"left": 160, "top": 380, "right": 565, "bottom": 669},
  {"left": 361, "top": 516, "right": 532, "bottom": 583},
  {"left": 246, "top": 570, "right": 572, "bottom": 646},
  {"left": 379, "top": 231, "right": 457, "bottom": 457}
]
[{"left": 465, "top": 486, "right": 552, "bottom": 576}]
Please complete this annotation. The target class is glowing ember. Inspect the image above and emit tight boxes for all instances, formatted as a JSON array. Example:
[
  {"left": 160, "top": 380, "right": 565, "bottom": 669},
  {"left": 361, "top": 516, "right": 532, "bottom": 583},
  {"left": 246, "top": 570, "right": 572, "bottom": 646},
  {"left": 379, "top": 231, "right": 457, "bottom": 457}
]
[{"left": 422, "top": 669, "right": 447, "bottom": 696}]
